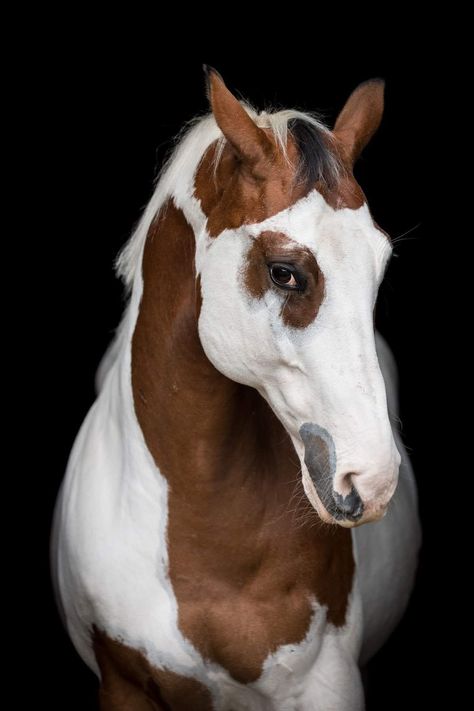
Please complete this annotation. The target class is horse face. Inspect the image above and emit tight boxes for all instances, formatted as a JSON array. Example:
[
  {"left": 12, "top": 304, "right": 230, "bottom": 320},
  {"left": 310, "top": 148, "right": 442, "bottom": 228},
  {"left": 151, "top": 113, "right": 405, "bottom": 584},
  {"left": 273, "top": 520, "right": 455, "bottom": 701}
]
[
  {"left": 198, "top": 190, "right": 398, "bottom": 526},
  {"left": 196, "top": 69, "right": 400, "bottom": 527}
]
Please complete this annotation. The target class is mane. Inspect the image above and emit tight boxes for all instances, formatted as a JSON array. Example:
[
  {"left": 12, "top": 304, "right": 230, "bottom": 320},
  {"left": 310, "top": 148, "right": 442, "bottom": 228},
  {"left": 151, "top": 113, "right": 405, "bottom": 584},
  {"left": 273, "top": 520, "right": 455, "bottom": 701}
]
[{"left": 116, "top": 106, "right": 340, "bottom": 291}]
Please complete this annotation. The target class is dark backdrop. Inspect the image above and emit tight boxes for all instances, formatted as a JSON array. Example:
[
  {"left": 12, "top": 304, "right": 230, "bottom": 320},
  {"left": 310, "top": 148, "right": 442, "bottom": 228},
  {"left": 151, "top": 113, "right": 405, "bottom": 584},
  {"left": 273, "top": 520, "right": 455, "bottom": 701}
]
[{"left": 34, "top": 45, "right": 456, "bottom": 709}]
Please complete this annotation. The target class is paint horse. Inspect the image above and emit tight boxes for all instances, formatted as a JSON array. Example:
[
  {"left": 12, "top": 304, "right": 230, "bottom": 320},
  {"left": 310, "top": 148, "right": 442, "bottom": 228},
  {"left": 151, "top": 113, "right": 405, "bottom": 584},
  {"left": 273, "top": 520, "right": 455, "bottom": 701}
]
[{"left": 52, "top": 68, "right": 421, "bottom": 710}]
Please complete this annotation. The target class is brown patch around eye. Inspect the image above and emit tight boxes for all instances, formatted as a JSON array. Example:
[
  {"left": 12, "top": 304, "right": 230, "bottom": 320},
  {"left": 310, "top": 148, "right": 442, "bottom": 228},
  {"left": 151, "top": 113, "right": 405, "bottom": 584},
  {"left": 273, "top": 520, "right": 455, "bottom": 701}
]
[{"left": 243, "top": 231, "right": 325, "bottom": 329}]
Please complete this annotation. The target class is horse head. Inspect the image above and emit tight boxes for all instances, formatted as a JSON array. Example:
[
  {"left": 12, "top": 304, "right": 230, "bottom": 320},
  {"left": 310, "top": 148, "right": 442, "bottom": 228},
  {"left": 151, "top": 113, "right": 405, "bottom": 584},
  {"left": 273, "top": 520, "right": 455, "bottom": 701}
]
[{"left": 195, "top": 68, "right": 398, "bottom": 527}]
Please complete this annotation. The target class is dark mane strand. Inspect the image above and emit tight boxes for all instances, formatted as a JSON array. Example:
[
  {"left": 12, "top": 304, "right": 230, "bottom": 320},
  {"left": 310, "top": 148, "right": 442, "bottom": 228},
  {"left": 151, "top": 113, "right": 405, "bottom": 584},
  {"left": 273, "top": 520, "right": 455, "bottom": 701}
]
[{"left": 288, "top": 118, "right": 339, "bottom": 190}]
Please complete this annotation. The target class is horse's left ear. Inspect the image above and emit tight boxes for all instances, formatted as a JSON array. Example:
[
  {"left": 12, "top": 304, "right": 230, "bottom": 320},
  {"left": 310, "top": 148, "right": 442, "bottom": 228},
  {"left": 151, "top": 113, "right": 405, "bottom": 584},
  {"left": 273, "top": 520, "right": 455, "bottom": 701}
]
[
  {"left": 204, "top": 65, "right": 273, "bottom": 179},
  {"left": 333, "top": 79, "right": 385, "bottom": 164}
]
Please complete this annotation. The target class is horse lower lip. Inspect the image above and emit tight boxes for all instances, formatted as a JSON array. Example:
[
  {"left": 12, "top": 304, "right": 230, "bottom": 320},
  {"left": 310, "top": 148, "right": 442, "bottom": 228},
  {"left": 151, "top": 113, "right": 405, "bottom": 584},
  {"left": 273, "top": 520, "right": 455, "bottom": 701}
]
[{"left": 334, "top": 506, "right": 363, "bottom": 522}]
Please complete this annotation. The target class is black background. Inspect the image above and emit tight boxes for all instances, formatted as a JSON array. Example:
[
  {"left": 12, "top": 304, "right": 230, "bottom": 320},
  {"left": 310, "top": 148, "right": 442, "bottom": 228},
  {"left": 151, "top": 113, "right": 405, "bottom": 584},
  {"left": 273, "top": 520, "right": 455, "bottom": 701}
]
[{"left": 32, "top": 38, "right": 458, "bottom": 709}]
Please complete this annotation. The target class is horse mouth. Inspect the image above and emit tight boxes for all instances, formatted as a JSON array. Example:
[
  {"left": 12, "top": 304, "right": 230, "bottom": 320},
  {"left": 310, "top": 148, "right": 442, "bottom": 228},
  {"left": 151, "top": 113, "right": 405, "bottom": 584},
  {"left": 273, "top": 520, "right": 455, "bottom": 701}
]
[
  {"left": 299, "top": 422, "right": 364, "bottom": 525},
  {"left": 301, "top": 472, "right": 364, "bottom": 526}
]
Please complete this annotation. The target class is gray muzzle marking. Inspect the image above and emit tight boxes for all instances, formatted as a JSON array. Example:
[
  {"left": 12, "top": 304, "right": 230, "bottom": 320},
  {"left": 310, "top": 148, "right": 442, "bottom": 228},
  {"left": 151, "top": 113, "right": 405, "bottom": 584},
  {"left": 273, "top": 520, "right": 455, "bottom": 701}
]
[{"left": 299, "top": 422, "right": 364, "bottom": 522}]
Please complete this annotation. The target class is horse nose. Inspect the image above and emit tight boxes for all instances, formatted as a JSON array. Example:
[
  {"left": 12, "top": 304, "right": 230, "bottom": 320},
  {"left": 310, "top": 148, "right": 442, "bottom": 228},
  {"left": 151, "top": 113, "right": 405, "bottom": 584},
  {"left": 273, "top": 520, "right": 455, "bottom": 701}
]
[
  {"left": 300, "top": 422, "right": 366, "bottom": 523},
  {"left": 332, "top": 477, "right": 364, "bottom": 522}
]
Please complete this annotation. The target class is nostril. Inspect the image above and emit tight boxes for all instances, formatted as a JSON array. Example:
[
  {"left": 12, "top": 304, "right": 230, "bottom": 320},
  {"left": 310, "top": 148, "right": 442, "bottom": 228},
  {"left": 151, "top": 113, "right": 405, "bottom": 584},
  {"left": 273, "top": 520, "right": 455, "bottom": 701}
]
[
  {"left": 332, "top": 473, "right": 364, "bottom": 521},
  {"left": 339, "top": 471, "right": 357, "bottom": 497}
]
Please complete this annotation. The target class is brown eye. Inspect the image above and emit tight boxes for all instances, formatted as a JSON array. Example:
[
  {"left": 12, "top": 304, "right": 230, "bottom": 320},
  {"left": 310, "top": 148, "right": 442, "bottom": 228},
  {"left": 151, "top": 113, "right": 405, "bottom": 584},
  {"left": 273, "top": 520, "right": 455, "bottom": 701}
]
[{"left": 269, "top": 263, "right": 305, "bottom": 291}]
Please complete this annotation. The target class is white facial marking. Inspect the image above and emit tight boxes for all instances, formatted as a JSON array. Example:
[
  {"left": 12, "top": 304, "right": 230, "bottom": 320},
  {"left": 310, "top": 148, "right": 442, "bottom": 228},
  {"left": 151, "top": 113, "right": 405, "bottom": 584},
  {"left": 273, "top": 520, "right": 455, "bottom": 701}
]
[{"left": 197, "top": 190, "right": 398, "bottom": 524}]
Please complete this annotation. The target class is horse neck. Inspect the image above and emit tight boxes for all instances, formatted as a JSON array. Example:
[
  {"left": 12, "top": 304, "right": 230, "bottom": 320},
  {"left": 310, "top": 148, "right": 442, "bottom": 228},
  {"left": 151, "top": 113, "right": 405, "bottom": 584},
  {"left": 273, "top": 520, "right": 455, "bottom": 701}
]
[
  {"left": 128, "top": 192, "right": 354, "bottom": 628},
  {"left": 130, "top": 198, "right": 295, "bottom": 500}
]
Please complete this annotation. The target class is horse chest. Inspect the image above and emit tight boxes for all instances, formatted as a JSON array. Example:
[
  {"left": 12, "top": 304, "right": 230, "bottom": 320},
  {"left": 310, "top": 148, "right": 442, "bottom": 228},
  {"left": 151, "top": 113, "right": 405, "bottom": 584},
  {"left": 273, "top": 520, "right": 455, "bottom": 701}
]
[
  {"left": 172, "top": 576, "right": 317, "bottom": 684},
  {"left": 94, "top": 552, "right": 362, "bottom": 711},
  {"left": 84, "top": 486, "right": 358, "bottom": 704},
  {"left": 160, "top": 477, "right": 355, "bottom": 684}
]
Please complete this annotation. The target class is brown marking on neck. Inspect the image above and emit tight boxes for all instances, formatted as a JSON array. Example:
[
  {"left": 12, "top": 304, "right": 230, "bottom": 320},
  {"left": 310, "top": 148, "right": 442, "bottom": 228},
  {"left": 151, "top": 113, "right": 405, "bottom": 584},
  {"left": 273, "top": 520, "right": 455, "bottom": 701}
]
[
  {"left": 244, "top": 231, "right": 325, "bottom": 329},
  {"left": 93, "top": 627, "right": 213, "bottom": 710},
  {"left": 130, "top": 200, "right": 354, "bottom": 685}
]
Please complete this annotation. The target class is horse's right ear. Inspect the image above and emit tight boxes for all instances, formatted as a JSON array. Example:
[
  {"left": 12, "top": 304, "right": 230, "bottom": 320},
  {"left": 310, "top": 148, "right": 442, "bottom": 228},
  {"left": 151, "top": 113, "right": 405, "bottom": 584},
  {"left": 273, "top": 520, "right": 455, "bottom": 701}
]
[{"left": 203, "top": 65, "right": 273, "bottom": 178}]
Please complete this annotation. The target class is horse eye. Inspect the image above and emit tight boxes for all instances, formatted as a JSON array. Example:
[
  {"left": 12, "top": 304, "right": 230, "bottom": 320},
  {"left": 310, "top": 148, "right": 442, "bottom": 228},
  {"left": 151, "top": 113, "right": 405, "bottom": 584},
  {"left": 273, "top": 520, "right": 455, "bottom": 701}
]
[{"left": 269, "top": 264, "right": 304, "bottom": 291}]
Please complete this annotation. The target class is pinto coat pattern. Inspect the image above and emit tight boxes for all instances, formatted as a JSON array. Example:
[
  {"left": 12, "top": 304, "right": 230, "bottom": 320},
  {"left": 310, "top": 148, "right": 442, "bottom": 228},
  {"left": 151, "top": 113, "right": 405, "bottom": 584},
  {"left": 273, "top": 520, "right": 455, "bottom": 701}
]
[{"left": 52, "top": 69, "right": 420, "bottom": 710}]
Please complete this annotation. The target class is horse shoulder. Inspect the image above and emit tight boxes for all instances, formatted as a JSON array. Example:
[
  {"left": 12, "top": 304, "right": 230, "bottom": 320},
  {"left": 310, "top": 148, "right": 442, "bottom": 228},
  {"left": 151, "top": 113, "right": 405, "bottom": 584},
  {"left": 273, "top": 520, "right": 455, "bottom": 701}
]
[{"left": 52, "top": 369, "right": 186, "bottom": 676}]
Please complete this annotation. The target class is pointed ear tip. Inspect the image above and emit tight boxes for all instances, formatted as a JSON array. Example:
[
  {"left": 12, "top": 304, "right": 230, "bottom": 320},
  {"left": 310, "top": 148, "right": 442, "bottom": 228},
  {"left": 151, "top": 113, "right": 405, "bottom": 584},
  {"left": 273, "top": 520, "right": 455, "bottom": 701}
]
[
  {"left": 202, "top": 65, "right": 224, "bottom": 82},
  {"left": 203, "top": 65, "right": 226, "bottom": 100},
  {"left": 361, "top": 77, "right": 385, "bottom": 93}
]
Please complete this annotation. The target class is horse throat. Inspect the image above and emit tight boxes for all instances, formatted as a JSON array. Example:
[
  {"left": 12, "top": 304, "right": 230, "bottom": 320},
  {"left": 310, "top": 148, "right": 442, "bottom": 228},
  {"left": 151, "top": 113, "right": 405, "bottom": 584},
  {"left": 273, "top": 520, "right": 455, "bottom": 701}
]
[{"left": 131, "top": 198, "right": 354, "bottom": 684}]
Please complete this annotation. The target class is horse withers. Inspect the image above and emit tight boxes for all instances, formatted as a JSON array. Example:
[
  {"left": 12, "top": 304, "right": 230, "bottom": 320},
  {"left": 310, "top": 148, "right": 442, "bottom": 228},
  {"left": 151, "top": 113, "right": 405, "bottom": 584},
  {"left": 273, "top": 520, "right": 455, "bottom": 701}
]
[{"left": 52, "top": 68, "right": 421, "bottom": 710}]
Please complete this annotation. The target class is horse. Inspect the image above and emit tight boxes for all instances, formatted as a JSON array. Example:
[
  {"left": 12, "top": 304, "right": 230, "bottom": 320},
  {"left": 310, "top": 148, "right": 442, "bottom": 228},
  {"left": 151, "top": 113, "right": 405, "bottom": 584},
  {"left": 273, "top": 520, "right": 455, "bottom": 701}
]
[{"left": 52, "top": 67, "right": 421, "bottom": 710}]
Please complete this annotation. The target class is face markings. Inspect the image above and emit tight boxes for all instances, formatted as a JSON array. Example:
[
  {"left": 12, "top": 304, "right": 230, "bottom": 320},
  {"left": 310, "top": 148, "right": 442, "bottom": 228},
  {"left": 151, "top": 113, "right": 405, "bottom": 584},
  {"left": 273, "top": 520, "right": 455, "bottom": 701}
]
[{"left": 243, "top": 231, "right": 325, "bottom": 329}]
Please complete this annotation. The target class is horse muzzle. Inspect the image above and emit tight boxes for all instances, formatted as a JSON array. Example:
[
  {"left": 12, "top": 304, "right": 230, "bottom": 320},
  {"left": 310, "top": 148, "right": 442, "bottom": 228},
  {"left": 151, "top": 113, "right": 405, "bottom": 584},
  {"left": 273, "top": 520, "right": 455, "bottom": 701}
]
[{"left": 299, "top": 421, "right": 399, "bottom": 526}]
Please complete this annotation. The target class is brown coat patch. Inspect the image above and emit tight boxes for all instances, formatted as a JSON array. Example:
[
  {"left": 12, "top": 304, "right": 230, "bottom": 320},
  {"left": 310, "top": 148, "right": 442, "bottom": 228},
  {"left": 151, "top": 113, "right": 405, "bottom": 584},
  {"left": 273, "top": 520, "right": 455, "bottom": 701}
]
[
  {"left": 194, "top": 134, "right": 368, "bottom": 238},
  {"left": 94, "top": 628, "right": 213, "bottom": 710},
  {"left": 319, "top": 156, "right": 366, "bottom": 210},
  {"left": 196, "top": 72, "right": 384, "bottom": 240},
  {"left": 130, "top": 202, "right": 354, "bottom": 686},
  {"left": 194, "top": 136, "right": 310, "bottom": 237},
  {"left": 243, "top": 231, "right": 325, "bottom": 329}
]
